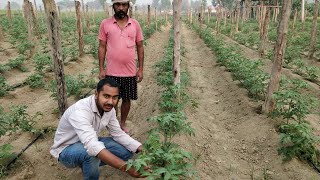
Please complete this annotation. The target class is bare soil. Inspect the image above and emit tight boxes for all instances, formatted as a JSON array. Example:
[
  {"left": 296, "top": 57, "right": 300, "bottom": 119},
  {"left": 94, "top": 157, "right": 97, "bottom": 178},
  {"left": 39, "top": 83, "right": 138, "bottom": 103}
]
[{"left": 1, "top": 23, "right": 320, "bottom": 180}]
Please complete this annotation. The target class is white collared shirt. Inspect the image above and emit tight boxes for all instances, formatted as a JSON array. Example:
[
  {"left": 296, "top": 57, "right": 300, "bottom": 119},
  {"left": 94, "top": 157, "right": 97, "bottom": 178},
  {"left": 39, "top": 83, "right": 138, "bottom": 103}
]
[{"left": 50, "top": 95, "right": 141, "bottom": 159}]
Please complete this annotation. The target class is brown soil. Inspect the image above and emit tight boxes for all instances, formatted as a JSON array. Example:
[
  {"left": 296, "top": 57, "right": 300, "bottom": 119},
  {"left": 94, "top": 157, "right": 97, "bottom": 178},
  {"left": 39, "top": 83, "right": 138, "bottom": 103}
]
[{"left": 1, "top": 23, "right": 320, "bottom": 180}]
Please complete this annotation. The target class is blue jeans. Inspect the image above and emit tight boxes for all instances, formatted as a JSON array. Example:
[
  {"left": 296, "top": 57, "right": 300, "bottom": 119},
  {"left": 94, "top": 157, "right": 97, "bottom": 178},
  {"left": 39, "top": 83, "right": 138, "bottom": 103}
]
[{"left": 58, "top": 137, "right": 133, "bottom": 180}]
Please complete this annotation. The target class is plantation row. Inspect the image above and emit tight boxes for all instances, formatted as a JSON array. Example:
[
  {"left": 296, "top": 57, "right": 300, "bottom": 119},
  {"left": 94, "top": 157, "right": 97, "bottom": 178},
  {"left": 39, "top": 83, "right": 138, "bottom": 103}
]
[
  {"left": 187, "top": 17, "right": 320, "bottom": 172},
  {"left": 204, "top": 15, "right": 320, "bottom": 85},
  {"left": 0, "top": 1, "right": 320, "bottom": 178},
  {"left": 0, "top": 9, "right": 168, "bottom": 177}
]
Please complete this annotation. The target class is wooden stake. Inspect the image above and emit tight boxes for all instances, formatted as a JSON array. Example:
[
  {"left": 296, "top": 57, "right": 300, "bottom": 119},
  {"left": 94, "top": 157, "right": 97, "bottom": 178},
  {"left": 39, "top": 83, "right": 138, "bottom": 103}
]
[
  {"left": 86, "top": 4, "right": 90, "bottom": 28},
  {"left": 23, "top": 0, "right": 34, "bottom": 42},
  {"left": 308, "top": 0, "right": 318, "bottom": 58},
  {"left": 81, "top": 0, "right": 85, "bottom": 16},
  {"left": 207, "top": 7, "right": 210, "bottom": 24},
  {"left": 42, "top": 0, "right": 67, "bottom": 116},
  {"left": 105, "top": 2, "right": 109, "bottom": 17},
  {"left": 259, "top": 6, "right": 270, "bottom": 56},
  {"left": 7, "top": 1, "right": 12, "bottom": 28},
  {"left": 262, "top": 0, "right": 292, "bottom": 114},
  {"left": 224, "top": 10, "right": 227, "bottom": 28},
  {"left": 291, "top": 8, "right": 297, "bottom": 35},
  {"left": 199, "top": 6, "right": 203, "bottom": 36},
  {"left": 75, "top": 1, "right": 84, "bottom": 57},
  {"left": 91, "top": 6, "right": 95, "bottom": 26},
  {"left": 235, "top": 1, "right": 240, "bottom": 32},
  {"left": 190, "top": 8, "right": 193, "bottom": 24},
  {"left": 129, "top": 0, "right": 133, "bottom": 17},
  {"left": 173, "top": 0, "right": 181, "bottom": 85},
  {"left": 230, "top": 11, "right": 234, "bottom": 37},
  {"left": 155, "top": 7, "right": 157, "bottom": 31},
  {"left": 33, "top": 0, "right": 38, "bottom": 14},
  {"left": 135, "top": 6, "right": 138, "bottom": 19},
  {"left": 165, "top": 7, "right": 168, "bottom": 23},
  {"left": 0, "top": 25, "right": 3, "bottom": 41},
  {"left": 148, "top": 5, "right": 151, "bottom": 27}
]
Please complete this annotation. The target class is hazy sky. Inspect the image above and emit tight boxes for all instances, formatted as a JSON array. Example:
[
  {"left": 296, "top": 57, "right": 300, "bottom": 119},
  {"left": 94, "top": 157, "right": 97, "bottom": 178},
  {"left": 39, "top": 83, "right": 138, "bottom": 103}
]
[{"left": 0, "top": 0, "right": 154, "bottom": 8}]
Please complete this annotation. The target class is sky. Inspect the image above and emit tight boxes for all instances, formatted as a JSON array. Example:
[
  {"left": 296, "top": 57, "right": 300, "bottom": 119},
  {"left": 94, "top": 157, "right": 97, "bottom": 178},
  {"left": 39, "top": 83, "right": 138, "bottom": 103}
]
[{"left": 0, "top": 0, "right": 155, "bottom": 8}]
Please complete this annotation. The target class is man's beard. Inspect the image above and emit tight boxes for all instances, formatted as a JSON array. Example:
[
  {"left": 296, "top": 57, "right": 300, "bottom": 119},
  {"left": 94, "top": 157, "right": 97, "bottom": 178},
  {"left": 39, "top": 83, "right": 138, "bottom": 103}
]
[{"left": 115, "top": 10, "right": 127, "bottom": 19}]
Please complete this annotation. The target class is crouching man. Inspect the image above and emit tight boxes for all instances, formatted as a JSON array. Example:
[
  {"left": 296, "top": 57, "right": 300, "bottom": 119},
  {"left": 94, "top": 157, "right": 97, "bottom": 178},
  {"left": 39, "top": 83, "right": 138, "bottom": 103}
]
[{"left": 50, "top": 78, "right": 143, "bottom": 179}]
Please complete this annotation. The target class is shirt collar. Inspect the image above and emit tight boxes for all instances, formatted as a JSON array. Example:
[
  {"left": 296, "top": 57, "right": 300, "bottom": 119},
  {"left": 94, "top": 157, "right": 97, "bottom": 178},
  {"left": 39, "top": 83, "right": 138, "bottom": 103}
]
[
  {"left": 112, "top": 15, "right": 132, "bottom": 25},
  {"left": 90, "top": 95, "right": 99, "bottom": 114}
]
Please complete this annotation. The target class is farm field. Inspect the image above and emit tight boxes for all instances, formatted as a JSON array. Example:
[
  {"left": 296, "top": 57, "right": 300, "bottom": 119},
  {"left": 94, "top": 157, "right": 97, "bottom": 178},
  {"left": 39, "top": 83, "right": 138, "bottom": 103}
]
[{"left": 1, "top": 1, "right": 320, "bottom": 180}]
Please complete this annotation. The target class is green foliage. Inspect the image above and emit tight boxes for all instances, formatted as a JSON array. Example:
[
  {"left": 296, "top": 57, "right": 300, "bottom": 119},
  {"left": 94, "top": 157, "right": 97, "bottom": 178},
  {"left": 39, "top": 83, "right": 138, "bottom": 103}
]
[
  {"left": 304, "top": 66, "right": 320, "bottom": 82},
  {"left": 0, "top": 144, "right": 13, "bottom": 160},
  {"left": 268, "top": 28, "right": 277, "bottom": 42},
  {"left": 278, "top": 122, "right": 320, "bottom": 168},
  {"left": 84, "top": 34, "right": 98, "bottom": 58},
  {"left": 272, "top": 79, "right": 318, "bottom": 123},
  {"left": 0, "top": 76, "right": 9, "bottom": 97},
  {"left": 0, "top": 105, "right": 41, "bottom": 136},
  {"left": 0, "top": 64, "right": 10, "bottom": 73},
  {"left": 48, "top": 74, "right": 94, "bottom": 99},
  {"left": 32, "top": 53, "right": 52, "bottom": 73},
  {"left": 284, "top": 46, "right": 302, "bottom": 66},
  {"left": 26, "top": 73, "right": 45, "bottom": 89},
  {"left": 127, "top": 28, "right": 196, "bottom": 179},
  {"left": 0, "top": 144, "right": 13, "bottom": 177},
  {"left": 292, "top": 58, "right": 305, "bottom": 69},
  {"left": 63, "top": 46, "right": 79, "bottom": 61},
  {"left": 159, "top": 85, "right": 189, "bottom": 112},
  {"left": 16, "top": 41, "right": 33, "bottom": 55},
  {"left": 7, "top": 56, "right": 27, "bottom": 72},
  {"left": 127, "top": 131, "right": 195, "bottom": 180},
  {"left": 148, "top": 112, "right": 194, "bottom": 140}
]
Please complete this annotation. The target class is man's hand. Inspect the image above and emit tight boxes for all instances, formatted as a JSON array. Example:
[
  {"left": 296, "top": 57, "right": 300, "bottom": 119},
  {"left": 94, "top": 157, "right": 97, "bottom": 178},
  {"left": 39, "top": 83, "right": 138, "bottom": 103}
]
[
  {"left": 136, "top": 145, "right": 143, "bottom": 153},
  {"left": 99, "top": 70, "right": 106, "bottom": 80},
  {"left": 136, "top": 69, "right": 143, "bottom": 83},
  {"left": 127, "top": 167, "right": 144, "bottom": 178}
]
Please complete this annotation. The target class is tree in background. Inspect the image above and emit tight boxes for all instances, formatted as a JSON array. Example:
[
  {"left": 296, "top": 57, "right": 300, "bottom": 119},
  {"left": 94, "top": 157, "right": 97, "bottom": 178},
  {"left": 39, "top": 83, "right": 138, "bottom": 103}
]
[
  {"left": 160, "top": 0, "right": 171, "bottom": 9},
  {"left": 220, "top": 0, "right": 235, "bottom": 11},
  {"left": 201, "top": 0, "right": 207, "bottom": 7},
  {"left": 56, "top": 0, "right": 74, "bottom": 10},
  {"left": 191, "top": 0, "right": 201, "bottom": 8},
  {"left": 152, "top": 0, "right": 160, "bottom": 8},
  {"left": 182, "top": 0, "right": 190, "bottom": 10},
  {"left": 5, "top": 1, "right": 21, "bottom": 9},
  {"left": 211, "top": 0, "right": 218, "bottom": 6}
]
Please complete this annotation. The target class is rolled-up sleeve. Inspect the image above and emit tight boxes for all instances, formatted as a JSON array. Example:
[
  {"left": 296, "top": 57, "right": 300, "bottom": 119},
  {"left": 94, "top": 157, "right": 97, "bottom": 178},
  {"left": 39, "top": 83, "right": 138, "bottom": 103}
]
[
  {"left": 69, "top": 109, "right": 105, "bottom": 156},
  {"left": 107, "top": 111, "right": 141, "bottom": 152},
  {"left": 135, "top": 21, "right": 144, "bottom": 42},
  {"left": 98, "top": 20, "right": 107, "bottom": 42}
]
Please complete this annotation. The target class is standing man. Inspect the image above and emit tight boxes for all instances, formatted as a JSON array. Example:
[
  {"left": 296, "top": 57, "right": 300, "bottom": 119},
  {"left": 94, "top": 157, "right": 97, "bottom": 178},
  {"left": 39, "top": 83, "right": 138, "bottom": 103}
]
[
  {"left": 50, "top": 78, "right": 144, "bottom": 179},
  {"left": 98, "top": 0, "right": 144, "bottom": 133}
]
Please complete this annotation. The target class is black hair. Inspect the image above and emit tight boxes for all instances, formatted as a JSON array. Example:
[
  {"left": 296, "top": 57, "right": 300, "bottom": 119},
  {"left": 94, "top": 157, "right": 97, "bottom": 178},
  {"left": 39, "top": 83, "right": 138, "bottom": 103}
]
[{"left": 96, "top": 77, "right": 119, "bottom": 92}]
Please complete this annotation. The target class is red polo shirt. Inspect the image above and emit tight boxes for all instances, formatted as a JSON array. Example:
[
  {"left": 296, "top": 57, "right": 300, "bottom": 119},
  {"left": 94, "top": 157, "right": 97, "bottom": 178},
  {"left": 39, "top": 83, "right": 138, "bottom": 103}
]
[{"left": 98, "top": 16, "right": 144, "bottom": 77}]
